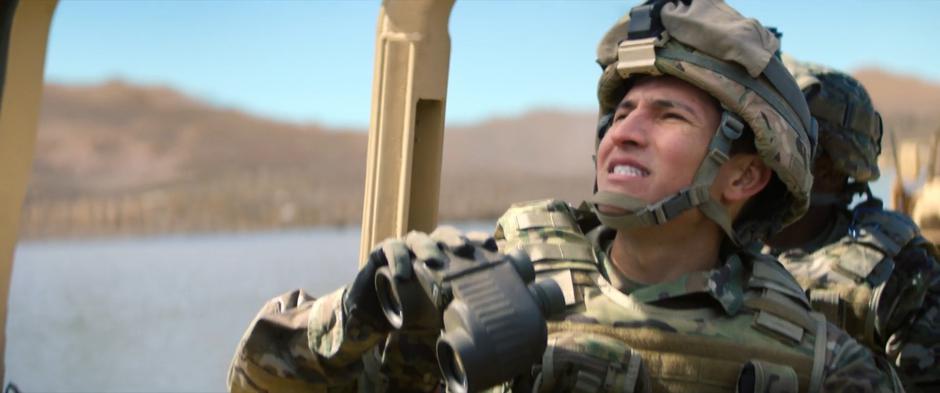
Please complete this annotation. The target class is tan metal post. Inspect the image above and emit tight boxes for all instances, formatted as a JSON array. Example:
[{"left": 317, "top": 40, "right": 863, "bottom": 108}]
[
  {"left": 889, "top": 131, "right": 905, "bottom": 212},
  {"left": 0, "top": 0, "right": 58, "bottom": 383},
  {"left": 359, "top": 0, "right": 454, "bottom": 264},
  {"left": 927, "top": 129, "right": 940, "bottom": 180}
]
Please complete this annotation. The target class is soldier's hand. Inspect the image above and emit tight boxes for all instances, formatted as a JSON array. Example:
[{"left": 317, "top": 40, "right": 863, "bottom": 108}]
[
  {"left": 344, "top": 239, "right": 413, "bottom": 334},
  {"left": 344, "top": 227, "right": 497, "bottom": 334}
]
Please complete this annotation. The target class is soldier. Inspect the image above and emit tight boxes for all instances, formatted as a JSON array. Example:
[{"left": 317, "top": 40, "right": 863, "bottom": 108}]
[
  {"left": 764, "top": 58, "right": 940, "bottom": 392},
  {"left": 228, "top": 0, "right": 902, "bottom": 392}
]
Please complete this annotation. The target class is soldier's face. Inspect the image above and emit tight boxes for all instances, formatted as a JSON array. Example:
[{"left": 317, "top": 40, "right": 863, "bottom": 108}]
[{"left": 596, "top": 76, "right": 721, "bottom": 204}]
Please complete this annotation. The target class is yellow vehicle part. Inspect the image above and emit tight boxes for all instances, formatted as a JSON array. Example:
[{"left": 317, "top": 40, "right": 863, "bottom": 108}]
[
  {"left": 0, "top": 0, "right": 454, "bottom": 380},
  {"left": 925, "top": 130, "right": 939, "bottom": 180},
  {"left": 359, "top": 0, "right": 455, "bottom": 264},
  {"left": 0, "top": 0, "right": 58, "bottom": 382}
]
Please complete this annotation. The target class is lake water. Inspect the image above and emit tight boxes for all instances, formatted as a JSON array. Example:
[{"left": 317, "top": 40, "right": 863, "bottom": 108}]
[
  {"left": 5, "top": 222, "right": 494, "bottom": 392},
  {"left": 4, "top": 172, "right": 896, "bottom": 392}
]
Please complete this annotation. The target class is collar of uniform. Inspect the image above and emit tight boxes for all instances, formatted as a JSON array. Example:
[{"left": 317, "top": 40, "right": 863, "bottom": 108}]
[
  {"left": 601, "top": 242, "right": 650, "bottom": 294},
  {"left": 811, "top": 209, "right": 851, "bottom": 252},
  {"left": 627, "top": 253, "right": 745, "bottom": 315},
  {"left": 590, "top": 225, "right": 745, "bottom": 315},
  {"left": 767, "top": 208, "right": 850, "bottom": 257}
]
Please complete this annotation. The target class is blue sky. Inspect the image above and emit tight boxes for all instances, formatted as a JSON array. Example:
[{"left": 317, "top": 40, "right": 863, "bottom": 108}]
[{"left": 44, "top": 0, "right": 940, "bottom": 129}]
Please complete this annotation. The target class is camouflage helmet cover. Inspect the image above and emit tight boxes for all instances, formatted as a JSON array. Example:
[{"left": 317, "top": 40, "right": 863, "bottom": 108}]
[
  {"left": 783, "top": 56, "right": 883, "bottom": 182},
  {"left": 593, "top": 0, "right": 817, "bottom": 242}
]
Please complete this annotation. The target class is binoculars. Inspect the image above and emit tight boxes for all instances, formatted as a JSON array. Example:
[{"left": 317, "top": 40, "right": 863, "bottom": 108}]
[{"left": 375, "top": 245, "right": 565, "bottom": 393}]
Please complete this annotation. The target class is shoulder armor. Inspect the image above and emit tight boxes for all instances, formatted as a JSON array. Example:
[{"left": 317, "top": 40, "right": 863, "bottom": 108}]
[
  {"left": 495, "top": 199, "right": 602, "bottom": 308},
  {"left": 495, "top": 199, "right": 580, "bottom": 241},
  {"left": 852, "top": 206, "right": 921, "bottom": 258},
  {"left": 745, "top": 251, "right": 811, "bottom": 308},
  {"left": 784, "top": 207, "right": 934, "bottom": 348},
  {"left": 740, "top": 252, "right": 828, "bottom": 353},
  {"left": 814, "top": 207, "right": 925, "bottom": 285}
]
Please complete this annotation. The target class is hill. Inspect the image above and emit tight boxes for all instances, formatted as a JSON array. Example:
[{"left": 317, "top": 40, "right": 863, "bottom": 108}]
[
  {"left": 23, "top": 81, "right": 594, "bottom": 237},
  {"left": 852, "top": 68, "right": 940, "bottom": 166},
  {"left": 23, "top": 67, "right": 938, "bottom": 238}
]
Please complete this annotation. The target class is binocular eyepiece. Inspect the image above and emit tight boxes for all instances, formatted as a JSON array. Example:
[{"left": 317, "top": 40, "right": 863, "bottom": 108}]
[{"left": 375, "top": 248, "right": 565, "bottom": 393}]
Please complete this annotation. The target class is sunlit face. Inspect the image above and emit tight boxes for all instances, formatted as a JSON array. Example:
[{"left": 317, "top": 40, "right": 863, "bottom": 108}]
[{"left": 596, "top": 76, "right": 721, "bottom": 205}]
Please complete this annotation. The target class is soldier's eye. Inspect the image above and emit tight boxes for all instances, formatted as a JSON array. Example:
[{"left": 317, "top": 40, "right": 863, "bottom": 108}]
[{"left": 664, "top": 112, "right": 686, "bottom": 121}]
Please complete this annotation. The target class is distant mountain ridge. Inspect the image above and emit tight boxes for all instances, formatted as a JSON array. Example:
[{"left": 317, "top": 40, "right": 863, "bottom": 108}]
[
  {"left": 854, "top": 67, "right": 940, "bottom": 122},
  {"left": 25, "top": 80, "right": 595, "bottom": 237},
  {"left": 21, "top": 68, "right": 939, "bottom": 237}
]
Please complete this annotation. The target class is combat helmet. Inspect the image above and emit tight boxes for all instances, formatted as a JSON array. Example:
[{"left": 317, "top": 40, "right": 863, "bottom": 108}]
[
  {"left": 588, "top": 0, "right": 818, "bottom": 245},
  {"left": 783, "top": 57, "right": 883, "bottom": 205}
]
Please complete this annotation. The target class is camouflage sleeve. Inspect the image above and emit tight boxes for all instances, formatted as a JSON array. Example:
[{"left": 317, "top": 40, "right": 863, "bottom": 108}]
[
  {"left": 227, "top": 287, "right": 386, "bottom": 393},
  {"left": 228, "top": 228, "right": 509, "bottom": 393},
  {"left": 823, "top": 322, "right": 905, "bottom": 392},
  {"left": 884, "top": 242, "right": 940, "bottom": 392},
  {"left": 228, "top": 287, "right": 442, "bottom": 393}
]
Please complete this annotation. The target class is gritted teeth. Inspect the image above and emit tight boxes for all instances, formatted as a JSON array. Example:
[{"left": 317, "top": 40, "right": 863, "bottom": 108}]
[{"left": 612, "top": 164, "right": 649, "bottom": 177}]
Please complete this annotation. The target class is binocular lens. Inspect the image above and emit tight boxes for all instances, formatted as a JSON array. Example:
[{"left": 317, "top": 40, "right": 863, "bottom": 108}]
[
  {"left": 437, "top": 338, "right": 469, "bottom": 393},
  {"left": 374, "top": 267, "right": 404, "bottom": 329}
]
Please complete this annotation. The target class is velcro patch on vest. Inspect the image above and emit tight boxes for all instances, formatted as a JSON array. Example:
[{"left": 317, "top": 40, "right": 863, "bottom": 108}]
[
  {"left": 526, "top": 242, "right": 597, "bottom": 266},
  {"left": 744, "top": 290, "right": 816, "bottom": 333},
  {"left": 754, "top": 311, "right": 805, "bottom": 344},
  {"left": 516, "top": 211, "right": 577, "bottom": 231}
]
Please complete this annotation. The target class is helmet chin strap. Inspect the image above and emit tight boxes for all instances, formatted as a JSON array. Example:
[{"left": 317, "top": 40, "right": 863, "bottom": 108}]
[{"left": 587, "top": 111, "right": 746, "bottom": 245}]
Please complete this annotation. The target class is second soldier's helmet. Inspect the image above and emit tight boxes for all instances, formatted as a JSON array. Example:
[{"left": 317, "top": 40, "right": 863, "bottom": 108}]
[
  {"left": 784, "top": 57, "right": 883, "bottom": 183},
  {"left": 589, "top": 0, "right": 817, "bottom": 245}
]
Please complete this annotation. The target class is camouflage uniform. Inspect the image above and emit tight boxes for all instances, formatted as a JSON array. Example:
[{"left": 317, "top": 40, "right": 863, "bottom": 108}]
[
  {"left": 770, "top": 203, "right": 940, "bottom": 392},
  {"left": 228, "top": 1, "right": 904, "bottom": 391},
  {"left": 227, "top": 287, "right": 442, "bottom": 393},
  {"left": 227, "top": 201, "right": 904, "bottom": 392},
  {"left": 767, "top": 59, "right": 940, "bottom": 392}
]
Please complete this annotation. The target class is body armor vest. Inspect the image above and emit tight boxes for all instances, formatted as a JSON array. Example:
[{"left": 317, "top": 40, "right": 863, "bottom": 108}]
[
  {"left": 495, "top": 200, "right": 829, "bottom": 393},
  {"left": 778, "top": 201, "right": 934, "bottom": 349}
]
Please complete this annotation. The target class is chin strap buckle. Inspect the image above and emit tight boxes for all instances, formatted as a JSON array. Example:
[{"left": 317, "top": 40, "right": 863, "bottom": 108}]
[
  {"left": 651, "top": 203, "right": 669, "bottom": 225},
  {"left": 704, "top": 111, "right": 745, "bottom": 167}
]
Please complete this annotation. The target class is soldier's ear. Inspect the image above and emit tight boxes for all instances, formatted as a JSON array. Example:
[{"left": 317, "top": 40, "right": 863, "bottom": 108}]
[{"left": 718, "top": 153, "right": 771, "bottom": 205}]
